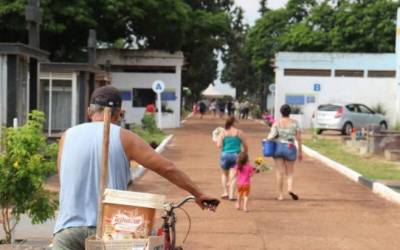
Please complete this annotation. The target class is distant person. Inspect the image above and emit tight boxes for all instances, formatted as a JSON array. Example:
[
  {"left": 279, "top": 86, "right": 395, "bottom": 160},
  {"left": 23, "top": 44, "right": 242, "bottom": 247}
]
[
  {"left": 267, "top": 104, "right": 303, "bottom": 201},
  {"left": 234, "top": 100, "right": 240, "bottom": 118},
  {"left": 229, "top": 152, "right": 257, "bottom": 212},
  {"left": 199, "top": 101, "right": 207, "bottom": 119},
  {"left": 209, "top": 99, "right": 217, "bottom": 117},
  {"left": 227, "top": 100, "right": 234, "bottom": 116},
  {"left": 218, "top": 99, "right": 226, "bottom": 119},
  {"left": 239, "top": 101, "right": 245, "bottom": 119},
  {"left": 216, "top": 116, "right": 248, "bottom": 200},
  {"left": 192, "top": 102, "right": 199, "bottom": 116},
  {"left": 242, "top": 101, "right": 250, "bottom": 119}
]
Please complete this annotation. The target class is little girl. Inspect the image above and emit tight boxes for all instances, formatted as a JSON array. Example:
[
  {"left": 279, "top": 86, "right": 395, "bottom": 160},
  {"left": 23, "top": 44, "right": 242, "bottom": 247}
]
[{"left": 230, "top": 152, "right": 257, "bottom": 212}]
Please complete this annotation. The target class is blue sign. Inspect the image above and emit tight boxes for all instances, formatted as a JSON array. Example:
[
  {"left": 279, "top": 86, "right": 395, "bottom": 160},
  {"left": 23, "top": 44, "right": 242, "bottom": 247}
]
[
  {"left": 161, "top": 92, "right": 176, "bottom": 101},
  {"left": 120, "top": 91, "right": 132, "bottom": 101},
  {"left": 314, "top": 83, "right": 321, "bottom": 92},
  {"left": 306, "top": 96, "right": 315, "bottom": 103},
  {"left": 285, "top": 95, "right": 305, "bottom": 105}
]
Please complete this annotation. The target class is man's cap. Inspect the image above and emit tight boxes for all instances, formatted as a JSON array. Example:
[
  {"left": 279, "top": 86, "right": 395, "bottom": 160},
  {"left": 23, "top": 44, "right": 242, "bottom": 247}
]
[{"left": 90, "top": 85, "right": 122, "bottom": 108}]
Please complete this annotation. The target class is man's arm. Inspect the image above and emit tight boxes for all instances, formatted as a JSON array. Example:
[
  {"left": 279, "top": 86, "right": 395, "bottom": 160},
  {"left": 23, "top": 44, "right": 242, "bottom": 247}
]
[
  {"left": 120, "top": 128, "right": 216, "bottom": 209},
  {"left": 57, "top": 132, "right": 66, "bottom": 174}
]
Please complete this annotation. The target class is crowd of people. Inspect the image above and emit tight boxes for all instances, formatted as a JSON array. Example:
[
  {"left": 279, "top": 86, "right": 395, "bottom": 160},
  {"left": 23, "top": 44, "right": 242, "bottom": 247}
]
[
  {"left": 215, "top": 104, "right": 303, "bottom": 212},
  {"left": 194, "top": 98, "right": 251, "bottom": 119}
]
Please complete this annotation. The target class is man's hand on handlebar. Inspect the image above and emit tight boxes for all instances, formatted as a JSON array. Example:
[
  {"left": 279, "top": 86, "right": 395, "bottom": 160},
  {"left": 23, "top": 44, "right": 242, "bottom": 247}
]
[{"left": 195, "top": 193, "right": 220, "bottom": 212}]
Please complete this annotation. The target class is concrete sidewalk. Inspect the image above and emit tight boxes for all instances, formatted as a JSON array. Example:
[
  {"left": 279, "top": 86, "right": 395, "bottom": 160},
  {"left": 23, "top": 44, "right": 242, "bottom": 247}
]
[{"left": 132, "top": 116, "right": 400, "bottom": 250}]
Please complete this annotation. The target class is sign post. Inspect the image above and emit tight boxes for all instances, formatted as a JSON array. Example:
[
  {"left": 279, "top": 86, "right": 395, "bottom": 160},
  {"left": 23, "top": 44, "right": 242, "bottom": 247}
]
[
  {"left": 152, "top": 80, "right": 165, "bottom": 129},
  {"left": 268, "top": 83, "right": 276, "bottom": 117}
]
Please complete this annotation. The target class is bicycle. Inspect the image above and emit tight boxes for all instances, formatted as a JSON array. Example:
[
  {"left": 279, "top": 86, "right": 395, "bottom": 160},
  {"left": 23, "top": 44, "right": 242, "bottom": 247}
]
[{"left": 161, "top": 196, "right": 219, "bottom": 250}]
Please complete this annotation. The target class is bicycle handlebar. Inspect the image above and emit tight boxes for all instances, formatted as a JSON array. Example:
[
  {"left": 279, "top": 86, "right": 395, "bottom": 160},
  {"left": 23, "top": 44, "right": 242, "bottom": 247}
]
[
  {"left": 165, "top": 196, "right": 220, "bottom": 212},
  {"left": 172, "top": 196, "right": 195, "bottom": 209}
]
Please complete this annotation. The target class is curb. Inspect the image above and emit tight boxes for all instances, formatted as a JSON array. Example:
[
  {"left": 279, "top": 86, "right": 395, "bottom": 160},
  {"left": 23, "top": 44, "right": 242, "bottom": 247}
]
[
  {"left": 181, "top": 112, "right": 193, "bottom": 124},
  {"left": 130, "top": 135, "right": 174, "bottom": 182},
  {"left": 302, "top": 145, "right": 400, "bottom": 205}
]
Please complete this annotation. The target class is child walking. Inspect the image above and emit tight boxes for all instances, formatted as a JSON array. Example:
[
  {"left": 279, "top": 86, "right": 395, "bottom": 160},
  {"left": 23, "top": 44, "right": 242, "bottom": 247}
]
[{"left": 231, "top": 152, "right": 257, "bottom": 212}]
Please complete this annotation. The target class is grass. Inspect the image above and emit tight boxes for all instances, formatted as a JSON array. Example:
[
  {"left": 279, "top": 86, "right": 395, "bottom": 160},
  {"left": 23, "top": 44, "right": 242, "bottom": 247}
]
[
  {"left": 181, "top": 108, "right": 191, "bottom": 120},
  {"left": 303, "top": 138, "right": 400, "bottom": 180},
  {"left": 131, "top": 124, "right": 167, "bottom": 147}
]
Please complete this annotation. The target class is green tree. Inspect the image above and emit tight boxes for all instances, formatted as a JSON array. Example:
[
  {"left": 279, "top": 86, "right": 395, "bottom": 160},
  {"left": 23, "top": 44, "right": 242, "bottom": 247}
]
[
  {"left": 259, "top": 0, "right": 269, "bottom": 15},
  {"left": 0, "top": 0, "right": 232, "bottom": 100},
  {"left": 222, "top": 7, "right": 257, "bottom": 97},
  {"left": 182, "top": 6, "right": 231, "bottom": 100},
  {"left": 0, "top": 111, "right": 58, "bottom": 243},
  {"left": 246, "top": 0, "right": 399, "bottom": 90}
]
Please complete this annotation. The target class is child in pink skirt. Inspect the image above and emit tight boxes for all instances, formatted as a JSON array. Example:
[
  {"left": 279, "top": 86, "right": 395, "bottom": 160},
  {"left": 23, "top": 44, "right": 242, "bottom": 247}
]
[{"left": 230, "top": 152, "right": 257, "bottom": 212}]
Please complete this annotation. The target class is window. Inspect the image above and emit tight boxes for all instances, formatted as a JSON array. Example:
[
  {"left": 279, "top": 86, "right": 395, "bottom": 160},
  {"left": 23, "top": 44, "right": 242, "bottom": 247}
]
[
  {"left": 318, "top": 104, "right": 341, "bottom": 112},
  {"left": 357, "top": 104, "right": 373, "bottom": 114},
  {"left": 367, "top": 70, "right": 396, "bottom": 78},
  {"left": 335, "top": 70, "right": 363, "bottom": 77},
  {"left": 284, "top": 69, "right": 331, "bottom": 77},
  {"left": 132, "top": 88, "right": 155, "bottom": 107},
  {"left": 346, "top": 104, "right": 359, "bottom": 113},
  {"left": 108, "top": 65, "right": 176, "bottom": 73}
]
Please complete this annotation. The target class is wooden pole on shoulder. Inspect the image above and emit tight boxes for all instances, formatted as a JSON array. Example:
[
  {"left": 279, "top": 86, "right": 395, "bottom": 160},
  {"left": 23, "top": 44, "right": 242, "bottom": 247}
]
[{"left": 96, "top": 107, "right": 112, "bottom": 239}]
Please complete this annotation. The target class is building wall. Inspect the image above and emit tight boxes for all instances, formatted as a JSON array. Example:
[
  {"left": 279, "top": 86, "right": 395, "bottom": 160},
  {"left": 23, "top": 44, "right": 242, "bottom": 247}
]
[
  {"left": 112, "top": 72, "right": 181, "bottom": 127},
  {"left": 275, "top": 52, "right": 397, "bottom": 128},
  {"left": 0, "top": 55, "right": 7, "bottom": 127}
]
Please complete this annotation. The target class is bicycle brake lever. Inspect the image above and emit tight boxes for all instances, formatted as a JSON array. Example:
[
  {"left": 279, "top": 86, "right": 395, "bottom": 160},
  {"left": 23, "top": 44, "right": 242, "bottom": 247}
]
[{"left": 202, "top": 199, "right": 220, "bottom": 207}]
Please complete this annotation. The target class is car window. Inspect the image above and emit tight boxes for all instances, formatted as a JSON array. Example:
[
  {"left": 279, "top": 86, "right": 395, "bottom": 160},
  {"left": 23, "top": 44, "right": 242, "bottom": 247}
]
[
  {"left": 318, "top": 104, "right": 341, "bottom": 111},
  {"left": 358, "top": 105, "right": 373, "bottom": 114},
  {"left": 346, "top": 104, "right": 357, "bottom": 113}
]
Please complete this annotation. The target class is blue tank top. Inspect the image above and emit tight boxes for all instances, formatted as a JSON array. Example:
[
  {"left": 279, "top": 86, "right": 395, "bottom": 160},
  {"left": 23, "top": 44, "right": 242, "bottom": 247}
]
[
  {"left": 222, "top": 136, "right": 241, "bottom": 153},
  {"left": 54, "top": 122, "right": 131, "bottom": 233}
]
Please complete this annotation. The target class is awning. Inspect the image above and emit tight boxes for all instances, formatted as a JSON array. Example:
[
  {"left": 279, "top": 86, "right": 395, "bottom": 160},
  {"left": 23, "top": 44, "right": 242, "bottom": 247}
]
[{"left": 201, "top": 83, "right": 236, "bottom": 98}]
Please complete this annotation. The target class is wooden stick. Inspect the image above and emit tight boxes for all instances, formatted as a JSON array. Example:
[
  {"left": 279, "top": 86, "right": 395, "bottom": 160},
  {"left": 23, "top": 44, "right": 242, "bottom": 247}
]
[{"left": 96, "top": 107, "right": 112, "bottom": 239}]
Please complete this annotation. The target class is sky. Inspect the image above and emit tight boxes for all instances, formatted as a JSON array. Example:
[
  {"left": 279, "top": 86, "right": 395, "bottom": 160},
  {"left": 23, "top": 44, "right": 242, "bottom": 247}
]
[{"left": 235, "top": 0, "right": 288, "bottom": 25}]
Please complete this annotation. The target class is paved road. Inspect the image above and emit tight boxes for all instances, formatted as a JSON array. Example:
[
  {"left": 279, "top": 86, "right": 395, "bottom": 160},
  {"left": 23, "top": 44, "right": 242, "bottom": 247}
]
[{"left": 131, "top": 116, "right": 400, "bottom": 250}]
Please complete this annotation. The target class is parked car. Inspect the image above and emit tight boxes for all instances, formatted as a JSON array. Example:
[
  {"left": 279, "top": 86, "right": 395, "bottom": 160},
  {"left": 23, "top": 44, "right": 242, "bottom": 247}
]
[{"left": 313, "top": 103, "right": 388, "bottom": 135}]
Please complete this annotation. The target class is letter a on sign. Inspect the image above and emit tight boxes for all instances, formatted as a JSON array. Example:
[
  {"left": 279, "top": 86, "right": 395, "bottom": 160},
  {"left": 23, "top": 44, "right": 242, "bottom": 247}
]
[{"left": 152, "top": 80, "right": 165, "bottom": 94}]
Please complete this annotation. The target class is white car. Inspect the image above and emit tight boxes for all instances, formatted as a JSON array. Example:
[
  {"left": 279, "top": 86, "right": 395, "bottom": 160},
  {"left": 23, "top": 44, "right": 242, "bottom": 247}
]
[{"left": 313, "top": 103, "right": 388, "bottom": 135}]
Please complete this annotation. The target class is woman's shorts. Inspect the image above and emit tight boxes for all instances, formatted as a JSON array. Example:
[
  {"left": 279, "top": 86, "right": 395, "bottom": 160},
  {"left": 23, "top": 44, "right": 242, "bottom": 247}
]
[
  {"left": 273, "top": 142, "right": 297, "bottom": 161},
  {"left": 220, "top": 152, "right": 238, "bottom": 170},
  {"left": 237, "top": 185, "right": 250, "bottom": 196}
]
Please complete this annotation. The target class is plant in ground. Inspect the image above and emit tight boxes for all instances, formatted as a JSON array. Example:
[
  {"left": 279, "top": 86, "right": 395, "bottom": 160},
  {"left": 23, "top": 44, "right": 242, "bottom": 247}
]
[
  {"left": 141, "top": 113, "right": 159, "bottom": 133},
  {"left": 371, "top": 103, "right": 387, "bottom": 115},
  {"left": 0, "top": 111, "right": 58, "bottom": 243}
]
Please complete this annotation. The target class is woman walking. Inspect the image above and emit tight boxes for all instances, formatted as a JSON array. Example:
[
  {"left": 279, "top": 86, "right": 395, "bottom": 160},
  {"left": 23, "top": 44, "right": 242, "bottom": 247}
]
[
  {"left": 217, "top": 117, "right": 248, "bottom": 200},
  {"left": 268, "top": 104, "right": 303, "bottom": 201}
]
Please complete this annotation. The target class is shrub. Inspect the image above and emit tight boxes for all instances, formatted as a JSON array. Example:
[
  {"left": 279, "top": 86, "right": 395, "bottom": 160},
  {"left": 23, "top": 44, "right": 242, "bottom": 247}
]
[
  {"left": 371, "top": 103, "right": 386, "bottom": 115},
  {"left": 141, "top": 113, "right": 158, "bottom": 133},
  {"left": 0, "top": 111, "right": 58, "bottom": 243},
  {"left": 250, "top": 105, "right": 262, "bottom": 119},
  {"left": 130, "top": 124, "right": 166, "bottom": 148}
]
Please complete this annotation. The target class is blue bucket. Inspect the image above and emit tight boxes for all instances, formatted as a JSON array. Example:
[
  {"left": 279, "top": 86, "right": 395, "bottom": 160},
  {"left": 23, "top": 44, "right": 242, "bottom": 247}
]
[{"left": 262, "top": 140, "right": 276, "bottom": 157}]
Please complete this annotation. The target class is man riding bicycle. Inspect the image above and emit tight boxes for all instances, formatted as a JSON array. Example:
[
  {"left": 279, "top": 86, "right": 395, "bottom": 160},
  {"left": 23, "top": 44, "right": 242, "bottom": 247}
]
[{"left": 53, "top": 86, "right": 218, "bottom": 250}]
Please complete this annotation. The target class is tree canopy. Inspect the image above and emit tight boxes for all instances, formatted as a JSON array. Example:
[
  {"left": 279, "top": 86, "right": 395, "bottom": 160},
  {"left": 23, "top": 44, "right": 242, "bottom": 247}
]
[
  {"left": 244, "top": 0, "right": 400, "bottom": 98},
  {"left": 0, "top": 0, "right": 233, "bottom": 98}
]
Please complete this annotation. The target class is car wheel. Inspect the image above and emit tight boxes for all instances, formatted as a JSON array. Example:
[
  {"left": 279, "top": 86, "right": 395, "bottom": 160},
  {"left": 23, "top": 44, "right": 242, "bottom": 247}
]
[
  {"left": 341, "top": 122, "right": 352, "bottom": 135},
  {"left": 316, "top": 129, "right": 323, "bottom": 135},
  {"left": 380, "top": 121, "right": 387, "bottom": 131}
]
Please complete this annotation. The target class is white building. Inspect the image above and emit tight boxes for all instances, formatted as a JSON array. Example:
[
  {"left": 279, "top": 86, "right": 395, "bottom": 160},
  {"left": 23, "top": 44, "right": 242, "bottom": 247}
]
[
  {"left": 96, "top": 49, "right": 184, "bottom": 128},
  {"left": 274, "top": 52, "right": 397, "bottom": 128}
]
